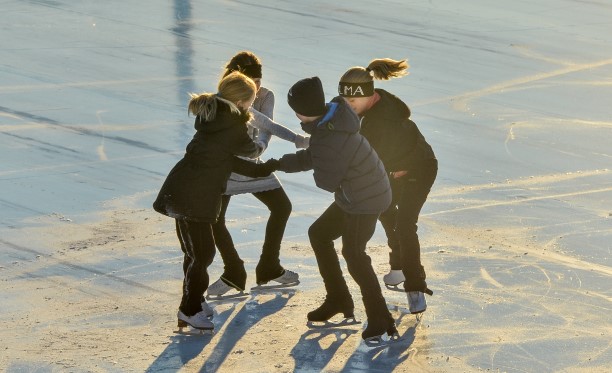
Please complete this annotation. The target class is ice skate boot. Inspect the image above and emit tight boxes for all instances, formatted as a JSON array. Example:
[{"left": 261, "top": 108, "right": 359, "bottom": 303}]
[
  {"left": 407, "top": 291, "right": 427, "bottom": 314},
  {"left": 206, "top": 277, "right": 248, "bottom": 300},
  {"left": 251, "top": 269, "right": 300, "bottom": 291},
  {"left": 306, "top": 296, "right": 360, "bottom": 329},
  {"left": 175, "top": 310, "right": 214, "bottom": 335},
  {"left": 200, "top": 297, "right": 214, "bottom": 318},
  {"left": 383, "top": 270, "right": 405, "bottom": 291},
  {"left": 362, "top": 318, "right": 399, "bottom": 346}
]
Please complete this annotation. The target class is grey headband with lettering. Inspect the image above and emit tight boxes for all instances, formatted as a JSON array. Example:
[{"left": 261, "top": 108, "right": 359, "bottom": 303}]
[{"left": 338, "top": 81, "right": 374, "bottom": 97}]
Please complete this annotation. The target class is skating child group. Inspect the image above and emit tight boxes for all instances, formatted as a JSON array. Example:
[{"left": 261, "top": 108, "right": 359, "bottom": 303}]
[{"left": 153, "top": 51, "right": 437, "bottom": 344}]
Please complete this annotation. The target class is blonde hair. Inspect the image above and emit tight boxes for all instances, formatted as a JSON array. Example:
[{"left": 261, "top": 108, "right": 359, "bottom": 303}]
[
  {"left": 340, "top": 58, "right": 409, "bottom": 83},
  {"left": 188, "top": 72, "right": 257, "bottom": 122}
]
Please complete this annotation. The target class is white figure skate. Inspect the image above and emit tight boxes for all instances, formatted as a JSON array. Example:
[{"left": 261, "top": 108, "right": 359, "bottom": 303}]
[
  {"left": 206, "top": 278, "right": 248, "bottom": 300},
  {"left": 251, "top": 269, "right": 300, "bottom": 291},
  {"left": 407, "top": 291, "right": 427, "bottom": 314},
  {"left": 174, "top": 310, "right": 214, "bottom": 335},
  {"left": 383, "top": 270, "right": 405, "bottom": 292},
  {"left": 201, "top": 298, "right": 214, "bottom": 318}
]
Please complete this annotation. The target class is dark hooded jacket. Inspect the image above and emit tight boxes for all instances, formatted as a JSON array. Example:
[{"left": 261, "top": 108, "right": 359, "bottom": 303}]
[
  {"left": 153, "top": 104, "right": 262, "bottom": 222},
  {"left": 360, "top": 89, "right": 436, "bottom": 174},
  {"left": 278, "top": 97, "right": 391, "bottom": 214}
]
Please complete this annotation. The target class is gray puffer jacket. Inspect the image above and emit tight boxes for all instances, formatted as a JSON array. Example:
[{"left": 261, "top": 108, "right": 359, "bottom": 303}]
[{"left": 278, "top": 97, "right": 391, "bottom": 214}]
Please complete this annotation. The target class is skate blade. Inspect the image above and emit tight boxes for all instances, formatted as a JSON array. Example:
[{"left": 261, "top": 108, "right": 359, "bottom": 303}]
[
  {"left": 414, "top": 312, "right": 425, "bottom": 321},
  {"left": 250, "top": 280, "right": 300, "bottom": 292},
  {"left": 173, "top": 326, "right": 214, "bottom": 336},
  {"left": 384, "top": 283, "right": 405, "bottom": 292},
  {"left": 388, "top": 303, "right": 426, "bottom": 317},
  {"left": 363, "top": 332, "right": 401, "bottom": 347},
  {"left": 205, "top": 291, "right": 249, "bottom": 301},
  {"left": 306, "top": 317, "right": 361, "bottom": 329}
]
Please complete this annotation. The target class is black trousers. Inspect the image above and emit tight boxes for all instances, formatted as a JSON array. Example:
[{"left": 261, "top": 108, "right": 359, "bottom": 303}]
[
  {"left": 378, "top": 159, "right": 438, "bottom": 291},
  {"left": 212, "top": 187, "right": 292, "bottom": 287},
  {"left": 175, "top": 219, "right": 216, "bottom": 316},
  {"left": 308, "top": 202, "right": 391, "bottom": 319}
]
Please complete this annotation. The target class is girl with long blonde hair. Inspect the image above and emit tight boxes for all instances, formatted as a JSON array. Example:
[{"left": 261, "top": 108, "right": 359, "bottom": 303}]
[{"left": 153, "top": 71, "right": 264, "bottom": 332}]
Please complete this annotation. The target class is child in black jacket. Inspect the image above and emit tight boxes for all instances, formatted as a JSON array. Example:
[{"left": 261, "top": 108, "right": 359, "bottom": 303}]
[
  {"left": 153, "top": 72, "right": 263, "bottom": 332},
  {"left": 339, "top": 58, "right": 437, "bottom": 314},
  {"left": 250, "top": 77, "right": 397, "bottom": 342}
]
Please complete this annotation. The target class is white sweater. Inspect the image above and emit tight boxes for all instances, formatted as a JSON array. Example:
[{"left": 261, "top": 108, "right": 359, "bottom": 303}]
[{"left": 224, "top": 87, "right": 309, "bottom": 195}]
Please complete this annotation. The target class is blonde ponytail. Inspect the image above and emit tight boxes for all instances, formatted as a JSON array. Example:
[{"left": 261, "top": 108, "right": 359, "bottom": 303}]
[
  {"left": 188, "top": 93, "right": 218, "bottom": 122},
  {"left": 340, "top": 58, "right": 409, "bottom": 84},
  {"left": 367, "top": 58, "right": 409, "bottom": 80}
]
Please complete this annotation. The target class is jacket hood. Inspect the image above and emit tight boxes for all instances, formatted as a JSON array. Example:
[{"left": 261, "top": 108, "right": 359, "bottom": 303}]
[
  {"left": 367, "top": 89, "right": 411, "bottom": 119},
  {"left": 301, "top": 96, "right": 359, "bottom": 135},
  {"left": 194, "top": 103, "right": 251, "bottom": 133}
]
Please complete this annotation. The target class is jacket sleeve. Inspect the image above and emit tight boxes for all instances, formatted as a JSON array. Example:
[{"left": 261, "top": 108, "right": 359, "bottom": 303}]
[
  {"left": 397, "top": 118, "right": 422, "bottom": 171},
  {"left": 376, "top": 117, "right": 419, "bottom": 172},
  {"left": 231, "top": 157, "right": 262, "bottom": 177},
  {"left": 311, "top": 139, "right": 350, "bottom": 193},
  {"left": 278, "top": 149, "right": 313, "bottom": 173},
  {"left": 255, "top": 127, "right": 272, "bottom": 152},
  {"left": 249, "top": 108, "right": 300, "bottom": 144},
  {"left": 232, "top": 125, "right": 265, "bottom": 158}
]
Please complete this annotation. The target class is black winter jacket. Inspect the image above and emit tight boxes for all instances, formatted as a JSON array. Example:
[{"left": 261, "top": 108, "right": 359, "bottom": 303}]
[
  {"left": 360, "top": 89, "right": 436, "bottom": 174},
  {"left": 153, "top": 105, "right": 262, "bottom": 222},
  {"left": 278, "top": 97, "right": 391, "bottom": 214}
]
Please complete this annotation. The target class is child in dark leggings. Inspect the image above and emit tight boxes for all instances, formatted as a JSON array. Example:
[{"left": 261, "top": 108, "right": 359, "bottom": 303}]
[
  {"left": 207, "top": 51, "right": 309, "bottom": 297},
  {"left": 339, "top": 58, "right": 437, "bottom": 314}
]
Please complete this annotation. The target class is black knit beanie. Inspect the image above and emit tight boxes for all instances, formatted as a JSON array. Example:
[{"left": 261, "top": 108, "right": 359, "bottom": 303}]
[{"left": 287, "top": 77, "right": 326, "bottom": 117}]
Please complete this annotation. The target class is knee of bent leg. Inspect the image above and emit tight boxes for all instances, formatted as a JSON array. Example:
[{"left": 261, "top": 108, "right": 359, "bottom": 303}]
[
  {"left": 271, "top": 197, "right": 292, "bottom": 220},
  {"left": 307, "top": 223, "right": 322, "bottom": 244},
  {"left": 340, "top": 246, "right": 355, "bottom": 260},
  {"left": 340, "top": 246, "right": 370, "bottom": 266}
]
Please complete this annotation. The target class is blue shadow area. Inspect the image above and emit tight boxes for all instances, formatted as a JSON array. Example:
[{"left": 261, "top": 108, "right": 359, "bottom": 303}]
[
  {"left": 339, "top": 308, "right": 418, "bottom": 372},
  {"left": 291, "top": 327, "right": 360, "bottom": 372},
  {"left": 145, "top": 300, "right": 241, "bottom": 372},
  {"left": 201, "top": 290, "right": 296, "bottom": 371}
]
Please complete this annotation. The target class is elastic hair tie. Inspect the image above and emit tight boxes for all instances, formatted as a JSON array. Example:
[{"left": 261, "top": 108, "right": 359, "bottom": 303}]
[
  {"left": 365, "top": 67, "right": 372, "bottom": 72},
  {"left": 216, "top": 92, "right": 222, "bottom": 98}
]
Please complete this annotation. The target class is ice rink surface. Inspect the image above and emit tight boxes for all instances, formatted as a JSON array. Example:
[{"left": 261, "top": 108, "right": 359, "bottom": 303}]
[{"left": 1, "top": 1, "right": 611, "bottom": 372}]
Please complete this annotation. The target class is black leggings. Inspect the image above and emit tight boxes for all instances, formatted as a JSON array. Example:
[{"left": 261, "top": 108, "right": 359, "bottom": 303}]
[
  {"left": 212, "top": 187, "right": 292, "bottom": 286},
  {"left": 378, "top": 159, "right": 438, "bottom": 291},
  {"left": 308, "top": 203, "right": 392, "bottom": 320},
  {"left": 176, "top": 219, "right": 216, "bottom": 316}
]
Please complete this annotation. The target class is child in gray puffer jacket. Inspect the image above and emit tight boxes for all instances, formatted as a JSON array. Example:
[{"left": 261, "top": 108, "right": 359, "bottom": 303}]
[{"left": 244, "top": 76, "right": 397, "bottom": 343}]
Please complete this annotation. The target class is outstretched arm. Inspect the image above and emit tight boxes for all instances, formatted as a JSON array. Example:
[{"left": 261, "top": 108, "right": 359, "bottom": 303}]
[
  {"left": 232, "top": 157, "right": 279, "bottom": 178},
  {"left": 249, "top": 108, "right": 309, "bottom": 149}
]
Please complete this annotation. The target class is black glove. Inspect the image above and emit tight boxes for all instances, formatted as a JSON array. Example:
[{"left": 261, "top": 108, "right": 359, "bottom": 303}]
[
  {"left": 259, "top": 159, "right": 280, "bottom": 176},
  {"left": 232, "top": 157, "right": 280, "bottom": 178}
]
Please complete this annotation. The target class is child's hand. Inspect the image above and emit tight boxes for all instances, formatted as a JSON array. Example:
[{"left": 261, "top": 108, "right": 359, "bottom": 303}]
[
  {"left": 259, "top": 158, "right": 281, "bottom": 176},
  {"left": 295, "top": 134, "right": 310, "bottom": 149}
]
